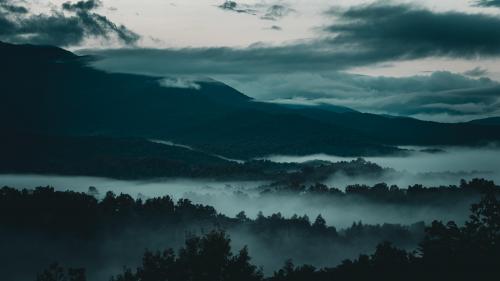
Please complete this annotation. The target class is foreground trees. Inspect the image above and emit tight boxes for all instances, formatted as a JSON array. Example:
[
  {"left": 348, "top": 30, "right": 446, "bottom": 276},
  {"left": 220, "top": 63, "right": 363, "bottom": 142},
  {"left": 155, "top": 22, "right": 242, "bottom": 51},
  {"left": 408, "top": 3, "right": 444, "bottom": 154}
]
[
  {"left": 36, "top": 264, "right": 85, "bottom": 281},
  {"left": 34, "top": 193, "right": 500, "bottom": 281},
  {"left": 270, "top": 192, "right": 500, "bottom": 281},
  {"left": 111, "top": 231, "right": 262, "bottom": 281},
  {"left": 32, "top": 232, "right": 263, "bottom": 281}
]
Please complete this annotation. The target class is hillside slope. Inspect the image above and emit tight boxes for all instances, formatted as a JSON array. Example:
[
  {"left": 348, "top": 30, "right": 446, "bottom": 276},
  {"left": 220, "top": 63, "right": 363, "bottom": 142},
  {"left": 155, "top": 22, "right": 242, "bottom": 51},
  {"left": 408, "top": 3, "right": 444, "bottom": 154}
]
[{"left": 1, "top": 41, "right": 499, "bottom": 159}]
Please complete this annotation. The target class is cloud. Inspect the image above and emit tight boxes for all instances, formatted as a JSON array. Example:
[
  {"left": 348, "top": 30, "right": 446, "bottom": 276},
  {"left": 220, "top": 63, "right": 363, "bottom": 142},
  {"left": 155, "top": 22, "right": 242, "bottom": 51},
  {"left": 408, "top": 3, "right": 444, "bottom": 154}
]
[
  {"left": 87, "top": 43, "right": 344, "bottom": 75},
  {"left": 473, "top": 0, "right": 500, "bottom": 7},
  {"left": 463, "top": 66, "right": 488, "bottom": 77},
  {"left": 89, "top": 3, "right": 500, "bottom": 76},
  {"left": 0, "top": 0, "right": 139, "bottom": 46},
  {"left": 261, "top": 4, "right": 295, "bottom": 21},
  {"left": 0, "top": 0, "right": 28, "bottom": 14},
  {"left": 158, "top": 77, "right": 201, "bottom": 90},
  {"left": 62, "top": 0, "right": 102, "bottom": 12},
  {"left": 218, "top": 1, "right": 294, "bottom": 20},
  {"left": 250, "top": 71, "right": 500, "bottom": 122},
  {"left": 282, "top": 72, "right": 500, "bottom": 121},
  {"left": 218, "top": 1, "right": 256, "bottom": 15},
  {"left": 326, "top": 3, "right": 500, "bottom": 60}
]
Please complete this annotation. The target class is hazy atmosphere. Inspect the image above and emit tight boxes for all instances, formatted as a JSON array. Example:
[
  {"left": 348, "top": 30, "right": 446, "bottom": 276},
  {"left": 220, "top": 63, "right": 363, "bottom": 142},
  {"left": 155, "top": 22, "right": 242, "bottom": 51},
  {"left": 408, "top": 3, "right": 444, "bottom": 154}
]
[{"left": 1, "top": 0, "right": 500, "bottom": 281}]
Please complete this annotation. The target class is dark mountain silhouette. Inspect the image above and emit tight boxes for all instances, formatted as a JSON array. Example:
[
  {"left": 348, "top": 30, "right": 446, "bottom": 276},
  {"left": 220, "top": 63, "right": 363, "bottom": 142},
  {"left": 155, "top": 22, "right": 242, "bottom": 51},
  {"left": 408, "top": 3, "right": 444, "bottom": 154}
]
[
  {"left": 468, "top": 116, "right": 500, "bottom": 126},
  {"left": 2, "top": 41, "right": 500, "bottom": 160},
  {"left": 0, "top": 133, "right": 245, "bottom": 179},
  {"left": 0, "top": 133, "right": 393, "bottom": 180},
  {"left": 277, "top": 102, "right": 359, "bottom": 113}
]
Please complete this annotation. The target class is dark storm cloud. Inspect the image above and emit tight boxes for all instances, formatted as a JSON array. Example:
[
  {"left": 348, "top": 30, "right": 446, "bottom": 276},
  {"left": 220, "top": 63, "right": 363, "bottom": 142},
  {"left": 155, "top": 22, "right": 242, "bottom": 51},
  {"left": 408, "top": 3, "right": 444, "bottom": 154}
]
[
  {"left": 218, "top": 1, "right": 256, "bottom": 15},
  {"left": 90, "top": 3, "right": 500, "bottom": 76},
  {"left": 62, "top": 0, "right": 102, "bottom": 12},
  {"left": 0, "top": 0, "right": 28, "bottom": 14},
  {"left": 0, "top": 4, "right": 27, "bottom": 14},
  {"left": 72, "top": 11, "right": 139, "bottom": 44},
  {"left": 326, "top": 3, "right": 500, "bottom": 59},
  {"left": 0, "top": 0, "right": 139, "bottom": 46},
  {"left": 473, "top": 0, "right": 500, "bottom": 7},
  {"left": 87, "top": 42, "right": 353, "bottom": 75}
]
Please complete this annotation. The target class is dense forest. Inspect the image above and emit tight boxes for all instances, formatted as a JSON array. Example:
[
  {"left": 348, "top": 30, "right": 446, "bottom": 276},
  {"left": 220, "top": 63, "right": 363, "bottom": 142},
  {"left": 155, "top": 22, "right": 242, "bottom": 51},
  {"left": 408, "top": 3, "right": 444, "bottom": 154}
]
[
  {"left": 28, "top": 192, "right": 500, "bottom": 281},
  {"left": 0, "top": 133, "right": 390, "bottom": 181},
  {"left": 267, "top": 177, "right": 499, "bottom": 205},
  {"left": 1, "top": 178, "right": 498, "bottom": 280}
]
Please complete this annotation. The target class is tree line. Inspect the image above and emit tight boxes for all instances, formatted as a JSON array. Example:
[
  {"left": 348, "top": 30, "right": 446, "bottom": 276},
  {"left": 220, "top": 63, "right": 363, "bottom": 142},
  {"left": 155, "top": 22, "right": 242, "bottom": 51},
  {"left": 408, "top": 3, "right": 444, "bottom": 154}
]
[
  {"left": 35, "top": 193, "right": 500, "bottom": 281},
  {"left": 267, "top": 177, "right": 499, "bottom": 205}
]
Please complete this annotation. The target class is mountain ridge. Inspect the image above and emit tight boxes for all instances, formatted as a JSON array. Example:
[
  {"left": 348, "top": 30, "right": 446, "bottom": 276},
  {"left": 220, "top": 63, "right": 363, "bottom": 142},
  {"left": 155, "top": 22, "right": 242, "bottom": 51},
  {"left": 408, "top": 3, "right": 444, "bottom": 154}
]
[
  {"left": 1, "top": 41, "right": 500, "bottom": 160},
  {"left": 468, "top": 116, "right": 500, "bottom": 126}
]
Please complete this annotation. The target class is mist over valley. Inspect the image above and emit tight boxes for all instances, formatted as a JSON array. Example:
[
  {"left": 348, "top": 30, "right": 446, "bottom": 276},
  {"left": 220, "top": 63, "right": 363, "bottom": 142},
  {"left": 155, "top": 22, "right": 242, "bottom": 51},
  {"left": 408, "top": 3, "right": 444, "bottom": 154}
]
[{"left": 1, "top": 2, "right": 500, "bottom": 279}]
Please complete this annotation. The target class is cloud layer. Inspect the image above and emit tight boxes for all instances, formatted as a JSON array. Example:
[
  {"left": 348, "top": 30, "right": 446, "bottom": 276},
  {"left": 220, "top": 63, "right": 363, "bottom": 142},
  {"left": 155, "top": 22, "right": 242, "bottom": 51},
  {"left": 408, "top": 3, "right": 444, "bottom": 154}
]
[
  {"left": 84, "top": 3, "right": 500, "bottom": 122},
  {"left": 0, "top": 0, "right": 27, "bottom": 14},
  {"left": 326, "top": 3, "right": 500, "bottom": 61},
  {"left": 473, "top": 0, "right": 500, "bottom": 7},
  {"left": 91, "top": 3, "right": 500, "bottom": 73},
  {"left": 0, "top": 0, "right": 138, "bottom": 46},
  {"left": 262, "top": 72, "right": 500, "bottom": 122}
]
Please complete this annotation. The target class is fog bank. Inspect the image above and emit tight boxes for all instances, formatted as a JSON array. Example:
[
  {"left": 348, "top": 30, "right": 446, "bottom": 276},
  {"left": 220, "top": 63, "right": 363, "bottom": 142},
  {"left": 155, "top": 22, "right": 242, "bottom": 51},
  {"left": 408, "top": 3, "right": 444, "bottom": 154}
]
[
  {"left": 261, "top": 146, "right": 500, "bottom": 188},
  {"left": 0, "top": 174, "right": 474, "bottom": 228}
]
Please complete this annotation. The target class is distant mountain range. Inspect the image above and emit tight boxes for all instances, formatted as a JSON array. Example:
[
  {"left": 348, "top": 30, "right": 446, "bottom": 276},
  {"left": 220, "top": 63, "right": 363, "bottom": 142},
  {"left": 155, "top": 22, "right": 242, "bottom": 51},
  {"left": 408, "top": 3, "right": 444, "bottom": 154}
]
[
  {"left": 1, "top": 41, "right": 500, "bottom": 164},
  {"left": 468, "top": 117, "right": 500, "bottom": 126}
]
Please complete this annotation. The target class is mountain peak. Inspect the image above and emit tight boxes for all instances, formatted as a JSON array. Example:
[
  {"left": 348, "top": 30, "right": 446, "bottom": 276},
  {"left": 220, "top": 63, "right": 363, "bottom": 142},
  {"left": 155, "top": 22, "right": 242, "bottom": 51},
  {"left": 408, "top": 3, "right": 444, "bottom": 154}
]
[{"left": 0, "top": 41, "right": 77, "bottom": 63}]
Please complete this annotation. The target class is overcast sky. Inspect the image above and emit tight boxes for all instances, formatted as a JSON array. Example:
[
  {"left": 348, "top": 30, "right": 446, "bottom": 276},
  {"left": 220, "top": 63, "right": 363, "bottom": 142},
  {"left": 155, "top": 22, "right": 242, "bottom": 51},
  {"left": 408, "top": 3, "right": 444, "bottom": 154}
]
[{"left": 2, "top": 0, "right": 500, "bottom": 122}]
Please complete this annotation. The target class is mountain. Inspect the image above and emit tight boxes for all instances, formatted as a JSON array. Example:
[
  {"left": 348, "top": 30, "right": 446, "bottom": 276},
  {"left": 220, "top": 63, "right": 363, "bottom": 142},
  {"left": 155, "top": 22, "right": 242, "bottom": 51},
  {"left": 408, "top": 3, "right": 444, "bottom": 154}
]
[
  {"left": 0, "top": 133, "right": 241, "bottom": 179},
  {"left": 0, "top": 132, "right": 390, "bottom": 182},
  {"left": 276, "top": 102, "right": 358, "bottom": 113},
  {"left": 468, "top": 117, "right": 500, "bottom": 126},
  {"left": 0, "top": 41, "right": 393, "bottom": 158},
  {"left": 1, "top": 41, "right": 500, "bottom": 161}
]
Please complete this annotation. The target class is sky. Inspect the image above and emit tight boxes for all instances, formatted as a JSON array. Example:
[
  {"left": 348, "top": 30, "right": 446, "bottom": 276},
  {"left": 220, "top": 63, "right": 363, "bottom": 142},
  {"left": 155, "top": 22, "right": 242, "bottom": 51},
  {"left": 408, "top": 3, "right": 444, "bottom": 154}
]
[{"left": 2, "top": 0, "right": 500, "bottom": 122}]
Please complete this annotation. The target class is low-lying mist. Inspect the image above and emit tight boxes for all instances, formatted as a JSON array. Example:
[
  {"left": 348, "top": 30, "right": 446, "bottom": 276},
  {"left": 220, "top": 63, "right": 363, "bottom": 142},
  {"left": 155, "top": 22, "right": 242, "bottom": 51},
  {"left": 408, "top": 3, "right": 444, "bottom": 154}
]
[
  {"left": 1, "top": 154, "right": 490, "bottom": 280},
  {"left": 0, "top": 185, "right": 429, "bottom": 280},
  {"left": 261, "top": 145, "right": 500, "bottom": 188},
  {"left": 0, "top": 173, "right": 474, "bottom": 228},
  {"left": 3, "top": 145, "right": 495, "bottom": 279}
]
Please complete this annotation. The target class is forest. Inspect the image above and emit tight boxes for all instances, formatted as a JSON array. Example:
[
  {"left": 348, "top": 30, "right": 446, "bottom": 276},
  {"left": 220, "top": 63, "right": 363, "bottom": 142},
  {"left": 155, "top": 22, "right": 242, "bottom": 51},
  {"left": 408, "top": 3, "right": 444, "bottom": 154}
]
[{"left": 1, "top": 178, "right": 498, "bottom": 280}]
